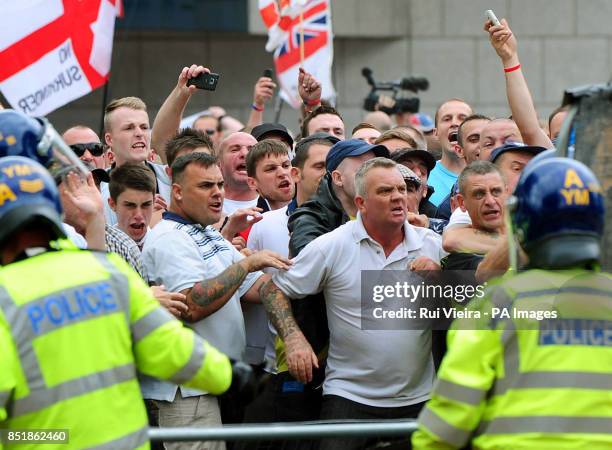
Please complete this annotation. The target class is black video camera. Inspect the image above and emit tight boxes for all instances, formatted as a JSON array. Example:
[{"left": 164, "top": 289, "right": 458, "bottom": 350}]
[{"left": 361, "top": 67, "right": 429, "bottom": 115}]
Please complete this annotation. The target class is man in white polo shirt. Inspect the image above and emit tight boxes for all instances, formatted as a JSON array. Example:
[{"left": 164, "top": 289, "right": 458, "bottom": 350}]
[
  {"left": 142, "top": 151, "right": 291, "bottom": 449},
  {"left": 260, "top": 157, "right": 442, "bottom": 450}
]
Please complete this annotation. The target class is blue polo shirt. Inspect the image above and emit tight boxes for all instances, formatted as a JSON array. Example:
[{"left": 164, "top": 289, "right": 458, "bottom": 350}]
[{"left": 427, "top": 161, "right": 458, "bottom": 207}]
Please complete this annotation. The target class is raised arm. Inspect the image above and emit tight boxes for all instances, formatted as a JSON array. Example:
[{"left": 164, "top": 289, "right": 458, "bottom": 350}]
[
  {"left": 245, "top": 76, "right": 276, "bottom": 132},
  {"left": 151, "top": 64, "right": 211, "bottom": 163},
  {"left": 485, "top": 18, "right": 553, "bottom": 149},
  {"left": 298, "top": 67, "right": 322, "bottom": 116},
  {"left": 62, "top": 172, "right": 106, "bottom": 250}
]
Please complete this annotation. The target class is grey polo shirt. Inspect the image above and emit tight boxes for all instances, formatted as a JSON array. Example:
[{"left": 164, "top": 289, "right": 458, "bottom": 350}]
[{"left": 273, "top": 214, "right": 442, "bottom": 407}]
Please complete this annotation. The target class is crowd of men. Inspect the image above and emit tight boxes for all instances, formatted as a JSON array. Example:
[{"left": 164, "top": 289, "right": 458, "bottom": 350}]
[{"left": 1, "top": 17, "right": 610, "bottom": 450}]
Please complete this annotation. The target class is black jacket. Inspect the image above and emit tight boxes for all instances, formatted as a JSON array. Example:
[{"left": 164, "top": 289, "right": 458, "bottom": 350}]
[
  {"left": 288, "top": 173, "right": 349, "bottom": 257},
  {"left": 285, "top": 173, "right": 349, "bottom": 384}
]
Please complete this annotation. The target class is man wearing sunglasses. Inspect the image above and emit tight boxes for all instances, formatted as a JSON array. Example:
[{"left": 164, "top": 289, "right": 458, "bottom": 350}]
[{"left": 62, "top": 125, "right": 109, "bottom": 170}]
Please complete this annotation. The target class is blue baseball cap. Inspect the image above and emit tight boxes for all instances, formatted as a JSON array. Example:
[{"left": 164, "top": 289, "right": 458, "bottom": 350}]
[
  {"left": 489, "top": 141, "right": 547, "bottom": 163},
  {"left": 326, "top": 139, "right": 390, "bottom": 172},
  {"left": 410, "top": 113, "right": 435, "bottom": 133}
]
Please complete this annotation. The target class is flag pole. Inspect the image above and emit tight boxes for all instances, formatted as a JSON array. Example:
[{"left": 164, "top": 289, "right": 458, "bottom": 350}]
[
  {"left": 299, "top": 7, "right": 305, "bottom": 67},
  {"left": 99, "top": 80, "right": 110, "bottom": 139},
  {"left": 273, "top": 92, "right": 284, "bottom": 123}
]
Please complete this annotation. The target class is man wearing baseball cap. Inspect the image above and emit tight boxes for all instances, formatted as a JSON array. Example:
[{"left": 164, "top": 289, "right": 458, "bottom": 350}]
[
  {"left": 289, "top": 139, "right": 390, "bottom": 255},
  {"left": 390, "top": 148, "right": 437, "bottom": 217},
  {"left": 250, "top": 122, "right": 294, "bottom": 150}
]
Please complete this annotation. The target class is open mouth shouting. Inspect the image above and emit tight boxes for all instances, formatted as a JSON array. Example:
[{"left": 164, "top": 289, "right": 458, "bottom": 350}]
[
  {"left": 235, "top": 163, "right": 247, "bottom": 177},
  {"left": 132, "top": 141, "right": 147, "bottom": 152},
  {"left": 209, "top": 200, "right": 223, "bottom": 214},
  {"left": 277, "top": 178, "right": 292, "bottom": 193},
  {"left": 482, "top": 208, "right": 501, "bottom": 221},
  {"left": 448, "top": 131, "right": 459, "bottom": 144},
  {"left": 391, "top": 204, "right": 406, "bottom": 218},
  {"left": 129, "top": 221, "right": 146, "bottom": 238}
]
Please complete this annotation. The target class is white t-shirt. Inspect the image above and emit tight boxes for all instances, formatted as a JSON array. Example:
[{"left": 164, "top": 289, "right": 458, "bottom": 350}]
[
  {"left": 244, "top": 206, "right": 290, "bottom": 368},
  {"left": 446, "top": 208, "right": 472, "bottom": 228},
  {"left": 272, "top": 215, "right": 441, "bottom": 407},
  {"left": 63, "top": 223, "right": 87, "bottom": 249},
  {"left": 222, "top": 197, "right": 259, "bottom": 215}
]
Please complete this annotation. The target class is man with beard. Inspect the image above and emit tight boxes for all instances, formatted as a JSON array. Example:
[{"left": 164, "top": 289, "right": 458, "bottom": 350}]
[{"left": 428, "top": 99, "right": 473, "bottom": 206}]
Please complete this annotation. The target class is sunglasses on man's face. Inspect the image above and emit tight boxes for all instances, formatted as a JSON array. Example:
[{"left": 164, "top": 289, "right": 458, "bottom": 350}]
[{"left": 70, "top": 142, "right": 104, "bottom": 157}]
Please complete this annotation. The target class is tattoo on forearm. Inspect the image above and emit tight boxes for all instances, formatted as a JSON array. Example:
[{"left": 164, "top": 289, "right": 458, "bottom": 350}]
[
  {"left": 181, "top": 308, "right": 195, "bottom": 322},
  {"left": 190, "top": 263, "right": 248, "bottom": 307},
  {"left": 259, "top": 280, "right": 299, "bottom": 339},
  {"left": 474, "top": 229, "right": 499, "bottom": 239}
]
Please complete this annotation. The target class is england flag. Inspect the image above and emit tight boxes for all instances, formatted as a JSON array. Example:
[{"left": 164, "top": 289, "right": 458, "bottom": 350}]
[{"left": 0, "top": 0, "right": 122, "bottom": 116}]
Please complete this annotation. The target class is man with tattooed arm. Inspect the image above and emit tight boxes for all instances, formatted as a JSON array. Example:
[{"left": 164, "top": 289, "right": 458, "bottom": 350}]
[
  {"left": 260, "top": 158, "right": 442, "bottom": 450},
  {"left": 142, "top": 152, "right": 291, "bottom": 449}
]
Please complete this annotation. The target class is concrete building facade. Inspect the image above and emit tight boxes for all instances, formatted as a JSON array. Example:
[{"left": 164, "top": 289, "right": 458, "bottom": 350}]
[{"left": 42, "top": 0, "right": 612, "bottom": 136}]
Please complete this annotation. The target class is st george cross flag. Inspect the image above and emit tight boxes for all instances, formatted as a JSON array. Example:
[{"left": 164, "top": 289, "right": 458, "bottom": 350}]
[
  {"left": 259, "top": 0, "right": 336, "bottom": 108},
  {"left": 0, "top": 0, "right": 122, "bottom": 116}
]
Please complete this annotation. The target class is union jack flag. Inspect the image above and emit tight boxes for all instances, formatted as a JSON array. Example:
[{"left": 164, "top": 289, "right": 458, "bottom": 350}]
[{"left": 259, "top": 0, "right": 335, "bottom": 108}]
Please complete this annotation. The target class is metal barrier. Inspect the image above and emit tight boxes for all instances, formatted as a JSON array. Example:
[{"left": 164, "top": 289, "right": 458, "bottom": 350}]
[{"left": 149, "top": 420, "right": 418, "bottom": 442}]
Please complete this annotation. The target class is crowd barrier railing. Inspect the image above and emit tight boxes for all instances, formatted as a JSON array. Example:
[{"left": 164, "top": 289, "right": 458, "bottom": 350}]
[{"left": 149, "top": 419, "right": 418, "bottom": 443}]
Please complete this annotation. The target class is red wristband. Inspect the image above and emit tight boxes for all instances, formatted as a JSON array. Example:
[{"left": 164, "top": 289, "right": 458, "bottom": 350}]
[
  {"left": 251, "top": 103, "right": 264, "bottom": 112},
  {"left": 304, "top": 99, "right": 321, "bottom": 107},
  {"left": 504, "top": 63, "right": 521, "bottom": 73}
]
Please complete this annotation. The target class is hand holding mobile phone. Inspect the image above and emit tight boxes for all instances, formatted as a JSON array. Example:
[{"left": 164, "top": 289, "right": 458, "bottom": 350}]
[
  {"left": 187, "top": 72, "right": 220, "bottom": 91},
  {"left": 486, "top": 9, "right": 501, "bottom": 27},
  {"left": 263, "top": 68, "right": 274, "bottom": 79}
]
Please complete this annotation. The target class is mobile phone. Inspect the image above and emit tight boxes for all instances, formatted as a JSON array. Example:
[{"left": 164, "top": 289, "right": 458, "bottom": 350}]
[
  {"left": 187, "top": 72, "right": 220, "bottom": 91},
  {"left": 486, "top": 9, "right": 501, "bottom": 27},
  {"left": 263, "top": 68, "right": 274, "bottom": 79}
]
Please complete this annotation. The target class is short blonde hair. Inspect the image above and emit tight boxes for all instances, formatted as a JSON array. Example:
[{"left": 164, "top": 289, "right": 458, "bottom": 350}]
[
  {"left": 104, "top": 96, "right": 147, "bottom": 132},
  {"left": 374, "top": 129, "right": 418, "bottom": 150}
]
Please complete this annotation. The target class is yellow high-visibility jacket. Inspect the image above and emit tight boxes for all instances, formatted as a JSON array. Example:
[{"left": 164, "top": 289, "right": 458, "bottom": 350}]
[
  {"left": 0, "top": 248, "right": 232, "bottom": 450},
  {"left": 413, "top": 268, "right": 612, "bottom": 450}
]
